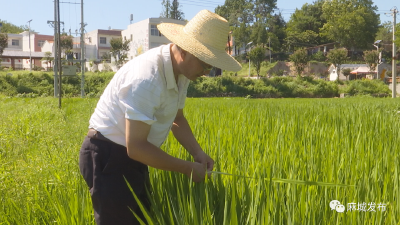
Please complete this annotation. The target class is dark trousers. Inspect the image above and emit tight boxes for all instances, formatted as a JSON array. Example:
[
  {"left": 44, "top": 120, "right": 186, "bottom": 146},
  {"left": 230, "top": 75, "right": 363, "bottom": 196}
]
[{"left": 79, "top": 136, "right": 150, "bottom": 225}]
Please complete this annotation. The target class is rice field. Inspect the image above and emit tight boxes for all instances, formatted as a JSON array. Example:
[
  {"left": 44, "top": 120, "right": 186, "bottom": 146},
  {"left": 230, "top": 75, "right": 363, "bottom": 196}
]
[{"left": 1, "top": 96, "right": 400, "bottom": 224}]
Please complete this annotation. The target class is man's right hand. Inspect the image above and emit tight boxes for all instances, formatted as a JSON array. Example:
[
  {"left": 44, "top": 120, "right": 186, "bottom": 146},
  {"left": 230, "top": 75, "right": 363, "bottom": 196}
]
[{"left": 186, "top": 162, "right": 207, "bottom": 182}]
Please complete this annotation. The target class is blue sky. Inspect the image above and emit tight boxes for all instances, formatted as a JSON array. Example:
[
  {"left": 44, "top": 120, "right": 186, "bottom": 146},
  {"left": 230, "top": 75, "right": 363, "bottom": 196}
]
[{"left": 1, "top": 0, "right": 398, "bottom": 36}]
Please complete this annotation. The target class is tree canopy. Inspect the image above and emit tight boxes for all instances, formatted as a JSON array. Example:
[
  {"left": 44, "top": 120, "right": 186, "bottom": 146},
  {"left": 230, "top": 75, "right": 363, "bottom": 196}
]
[
  {"left": 110, "top": 37, "right": 131, "bottom": 69},
  {"left": 160, "top": 0, "right": 185, "bottom": 20},
  {"left": 285, "top": 0, "right": 329, "bottom": 50},
  {"left": 248, "top": 45, "right": 266, "bottom": 77},
  {"left": 320, "top": 0, "right": 380, "bottom": 50},
  {"left": 289, "top": 48, "right": 309, "bottom": 77},
  {"left": 0, "top": 20, "right": 28, "bottom": 34},
  {"left": 327, "top": 48, "right": 348, "bottom": 81},
  {"left": 216, "top": 0, "right": 277, "bottom": 52}
]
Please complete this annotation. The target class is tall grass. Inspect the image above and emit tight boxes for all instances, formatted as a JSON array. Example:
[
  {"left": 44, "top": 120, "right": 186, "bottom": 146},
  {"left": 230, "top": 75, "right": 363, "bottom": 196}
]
[{"left": 1, "top": 96, "right": 399, "bottom": 224}]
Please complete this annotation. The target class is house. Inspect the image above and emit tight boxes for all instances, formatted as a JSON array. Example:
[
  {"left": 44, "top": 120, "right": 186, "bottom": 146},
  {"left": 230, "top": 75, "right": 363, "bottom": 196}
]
[
  {"left": 0, "top": 32, "right": 52, "bottom": 70},
  {"left": 329, "top": 64, "right": 371, "bottom": 81},
  {"left": 80, "top": 29, "right": 122, "bottom": 61},
  {"left": 328, "top": 63, "right": 395, "bottom": 81},
  {"left": 121, "top": 18, "right": 186, "bottom": 60}
]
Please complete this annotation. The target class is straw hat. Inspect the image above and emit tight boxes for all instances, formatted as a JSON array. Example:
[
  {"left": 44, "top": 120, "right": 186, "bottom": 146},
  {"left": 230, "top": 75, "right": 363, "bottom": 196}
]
[{"left": 157, "top": 10, "right": 242, "bottom": 72}]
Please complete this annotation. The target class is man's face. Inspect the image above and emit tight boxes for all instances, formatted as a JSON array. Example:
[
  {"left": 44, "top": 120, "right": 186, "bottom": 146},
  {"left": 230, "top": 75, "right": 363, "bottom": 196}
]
[{"left": 182, "top": 52, "right": 213, "bottom": 81}]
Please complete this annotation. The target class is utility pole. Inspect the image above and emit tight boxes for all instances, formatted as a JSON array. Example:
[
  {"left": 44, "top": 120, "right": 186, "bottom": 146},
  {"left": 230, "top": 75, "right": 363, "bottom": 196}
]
[
  {"left": 53, "top": 1, "right": 59, "bottom": 98},
  {"left": 27, "top": 20, "right": 32, "bottom": 73},
  {"left": 57, "top": 0, "right": 62, "bottom": 108},
  {"left": 391, "top": 8, "right": 398, "bottom": 98},
  {"left": 80, "top": 0, "right": 86, "bottom": 97},
  {"left": 269, "top": 37, "right": 271, "bottom": 63}
]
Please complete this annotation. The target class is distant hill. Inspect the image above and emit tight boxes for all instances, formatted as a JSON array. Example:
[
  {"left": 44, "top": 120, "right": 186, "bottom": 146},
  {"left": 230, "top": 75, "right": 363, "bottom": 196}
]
[{"left": 0, "top": 20, "right": 29, "bottom": 33}]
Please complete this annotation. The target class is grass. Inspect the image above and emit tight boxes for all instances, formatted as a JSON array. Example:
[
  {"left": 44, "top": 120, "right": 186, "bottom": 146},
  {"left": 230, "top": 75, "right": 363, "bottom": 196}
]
[{"left": 1, "top": 96, "right": 400, "bottom": 224}]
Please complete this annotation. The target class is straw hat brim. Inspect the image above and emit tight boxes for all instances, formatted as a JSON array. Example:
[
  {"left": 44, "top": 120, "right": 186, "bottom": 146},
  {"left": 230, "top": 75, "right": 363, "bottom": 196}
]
[{"left": 158, "top": 23, "right": 242, "bottom": 72}]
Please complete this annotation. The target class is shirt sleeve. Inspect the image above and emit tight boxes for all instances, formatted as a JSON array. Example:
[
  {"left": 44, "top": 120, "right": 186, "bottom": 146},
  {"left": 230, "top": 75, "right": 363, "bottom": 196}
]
[
  {"left": 118, "top": 79, "right": 161, "bottom": 125},
  {"left": 178, "top": 79, "right": 190, "bottom": 109}
]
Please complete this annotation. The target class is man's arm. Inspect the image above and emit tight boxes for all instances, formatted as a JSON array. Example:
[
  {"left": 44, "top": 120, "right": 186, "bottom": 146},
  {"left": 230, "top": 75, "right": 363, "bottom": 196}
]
[
  {"left": 171, "top": 109, "right": 214, "bottom": 172},
  {"left": 126, "top": 119, "right": 207, "bottom": 182}
]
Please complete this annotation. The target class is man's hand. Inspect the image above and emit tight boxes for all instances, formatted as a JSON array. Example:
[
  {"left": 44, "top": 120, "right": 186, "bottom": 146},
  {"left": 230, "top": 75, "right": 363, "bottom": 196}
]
[
  {"left": 185, "top": 162, "right": 206, "bottom": 182},
  {"left": 193, "top": 150, "right": 214, "bottom": 173},
  {"left": 183, "top": 152, "right": 214, "bottom": 182}
]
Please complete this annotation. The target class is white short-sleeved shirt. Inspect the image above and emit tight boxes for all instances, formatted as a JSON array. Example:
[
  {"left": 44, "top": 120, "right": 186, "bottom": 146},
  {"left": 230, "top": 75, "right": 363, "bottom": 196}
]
[{"left": 89, "top": 44, "right": 190, "bottom": 147}]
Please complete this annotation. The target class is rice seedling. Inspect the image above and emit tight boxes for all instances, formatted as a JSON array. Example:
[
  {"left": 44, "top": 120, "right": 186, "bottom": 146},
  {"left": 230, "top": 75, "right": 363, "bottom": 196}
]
[{"left": 0, "top": 96, "right": 399, "bottom": 224}]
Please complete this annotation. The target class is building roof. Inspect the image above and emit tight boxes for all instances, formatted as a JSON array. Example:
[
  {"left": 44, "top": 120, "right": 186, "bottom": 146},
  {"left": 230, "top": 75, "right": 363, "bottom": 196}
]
[
  {"left": 98, "top": 29, "right": 122, "bottom": 35},
  {"left": 1, "top": 50, "right": 45, "bottom": 58},
  {"left": 350, "top": 66, "right": 375, "bottom": 74}
]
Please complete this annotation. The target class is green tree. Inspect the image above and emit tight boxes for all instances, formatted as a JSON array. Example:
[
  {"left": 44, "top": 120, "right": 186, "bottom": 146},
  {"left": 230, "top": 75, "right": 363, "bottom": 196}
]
[
  {"left": 0, "top": 20, "right": 28, "bottom": 33},
  {"left": 327, "top": 48, "right": 348, "bottom": 81},
  {"left": 160, "top": 0, "right": 185, "bottom": 20},
  {"left": 250, "top": 23, "right": 268, "bottom": 47},
  {"left": 110, "top": 37, "right": 131, "bottom": 69},
  {"left": 342, "top": 68, "right": 351, "bottom": 80},
  {"left": 265, "top": 13, "right": 287, "bottom": 58},
  {"left": 289, "top": 48, "right": 309, "bottom": 77},
  {"left": 253, "top": 0, "right": 277, "bottom": 24},
  {"left": 0, "top": 33, "right": 8, "bottom": 61},
  {"left": 285, "top": 0, "right": 329, "bottom": 49},
  {"left": 320, "top": 0, "right": 380, "bottom": 50},
  {"left": 216, "top": 0, "right": 253, "bottom": 53},
  {"left": 376, "top": 22, "right": 394, "bottom": 45},
  {"left": 216, "top": 0, "right": 277, "bottom": 54},
  {"left": 248, "top": 45, "right": 265, "bottom": 78},
  {"left": 394, "top": 23, "right": 400, "bottom": 50},
  {"left": 60, "top": 33, "right": 73, "bottom": 58},
  {"left": 41, "top": 51, "right": 54, "bottom": 70},
  {"left": 363, "top": 50, "right": 379, "bottom": 72}
]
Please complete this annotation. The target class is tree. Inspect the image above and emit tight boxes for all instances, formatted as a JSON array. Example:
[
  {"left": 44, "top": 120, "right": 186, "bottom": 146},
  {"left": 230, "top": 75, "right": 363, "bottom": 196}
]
[
  {"left": 342, "top": 68, "right": 351, "bottom": 80},
  {"left": 248, "top": 45, "right": 265, "bottom": 78},
  {"left": 376, "top": 22, "right": 394, "bottom": 46},
  {"left": 285, "top": 0, "right": 329, "bottom": 49},
  {"left": 250, "top": 23, "right": 268, "bottom": 47},
  {"left": 0, "top": 33, "right": 8, "bottom": 61},
  {"left": 0, "top": 20, "right": 28, "bottom": 33},
  {"left": 110, "top": 37, "right": 131, "bottom": 69},
  {"left": 327, "top": 48, "right": 348, "bottom": 81},
  {"left": 289, "top": 48, "right": 309, "bottom": 77},
  {"left": 160, "top": 0, "right": 184, "bottom": 20},
  {"left": 41, "top": 51, "right": 54, "bottom": 70},
  {"left": 363, "top": 50, "right": 379, "bottom": 72},
  {"left": 394, "top": 23, "right": 400, "bottom": 50},
  {"left": 216, "top": 0, "right": 277, "bottom": 53},
  {"left": 60, "top": 33, "right": 73, "bottom": 58},
  {"left": 265, "top": 13, "right": 287, "bottom": 58},
  {"left": 320, "top": 0, "right": 380, "bottom": 50},
  {"left": 253, "top": 0, "right": 278, "bottom": 24}
]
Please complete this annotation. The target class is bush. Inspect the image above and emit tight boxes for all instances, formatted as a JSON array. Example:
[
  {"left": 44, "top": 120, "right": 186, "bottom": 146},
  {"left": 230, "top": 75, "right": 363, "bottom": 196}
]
[
  {"left": 341, "top": 79, "right": 391, "bottom": 97},
  {"left": 0, "top": 72, "right": 391, "bottom": 98}
]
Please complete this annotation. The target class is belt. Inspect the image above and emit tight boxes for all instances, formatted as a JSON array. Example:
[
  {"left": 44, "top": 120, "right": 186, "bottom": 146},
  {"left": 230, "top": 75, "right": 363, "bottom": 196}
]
[{"left": 87, "top": 129, "right": 114, "bottom": 143}]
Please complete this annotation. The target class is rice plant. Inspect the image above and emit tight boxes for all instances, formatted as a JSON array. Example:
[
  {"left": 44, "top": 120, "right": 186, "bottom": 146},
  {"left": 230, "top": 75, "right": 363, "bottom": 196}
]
[{"left": 0, "top": 96, "right": 399, "bottom": 224}]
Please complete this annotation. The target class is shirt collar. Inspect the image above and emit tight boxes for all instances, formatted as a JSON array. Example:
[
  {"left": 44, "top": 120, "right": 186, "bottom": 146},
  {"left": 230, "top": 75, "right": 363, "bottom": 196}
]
[{"left": 162, "top": 44, "right": 178, "bottom": 91}]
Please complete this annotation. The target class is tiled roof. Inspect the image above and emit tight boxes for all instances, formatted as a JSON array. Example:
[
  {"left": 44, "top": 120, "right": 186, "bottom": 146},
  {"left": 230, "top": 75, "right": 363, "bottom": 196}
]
[{"left": 1, "top": 50, "right": 45, "bottom": 58}]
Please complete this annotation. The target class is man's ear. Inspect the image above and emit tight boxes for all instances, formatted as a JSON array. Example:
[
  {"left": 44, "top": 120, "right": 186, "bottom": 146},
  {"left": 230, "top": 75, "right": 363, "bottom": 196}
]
[{"left": 180, "top": 48, "right": 187, "bottom": 60}]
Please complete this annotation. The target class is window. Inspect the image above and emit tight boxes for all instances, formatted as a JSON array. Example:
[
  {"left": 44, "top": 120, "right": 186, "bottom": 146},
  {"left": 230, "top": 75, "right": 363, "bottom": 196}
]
[
  {"left": 12, "top": 39, "right": 19, "bottom": 46},
  {"left": 150, "top": 25, "right": 162, "bottom": 37},
  {"left": 99, "top": 37, "right": 107, "bottom": 44},
  {"left": 130, "top": 34, "right": 133, "bottom": 40},
  {"left": 38, "top": 40, "right": 45, "bottom": 47}
]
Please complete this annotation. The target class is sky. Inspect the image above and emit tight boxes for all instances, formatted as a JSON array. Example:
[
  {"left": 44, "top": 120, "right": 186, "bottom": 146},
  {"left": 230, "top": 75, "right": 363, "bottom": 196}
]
[{"left": 0, "top": 0, "right": 398, "bottom": 37}]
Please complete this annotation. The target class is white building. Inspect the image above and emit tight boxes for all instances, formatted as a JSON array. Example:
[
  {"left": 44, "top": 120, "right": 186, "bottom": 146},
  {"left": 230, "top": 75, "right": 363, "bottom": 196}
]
[
  {"left": 82, "top": 29, "right": 122, "bottom": 61},
  {"left": 122, "top": 18, "right": 186, "bottom": 60},
  {"left": 1, "top": 32, "right": 51, "bottom": 70}
]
